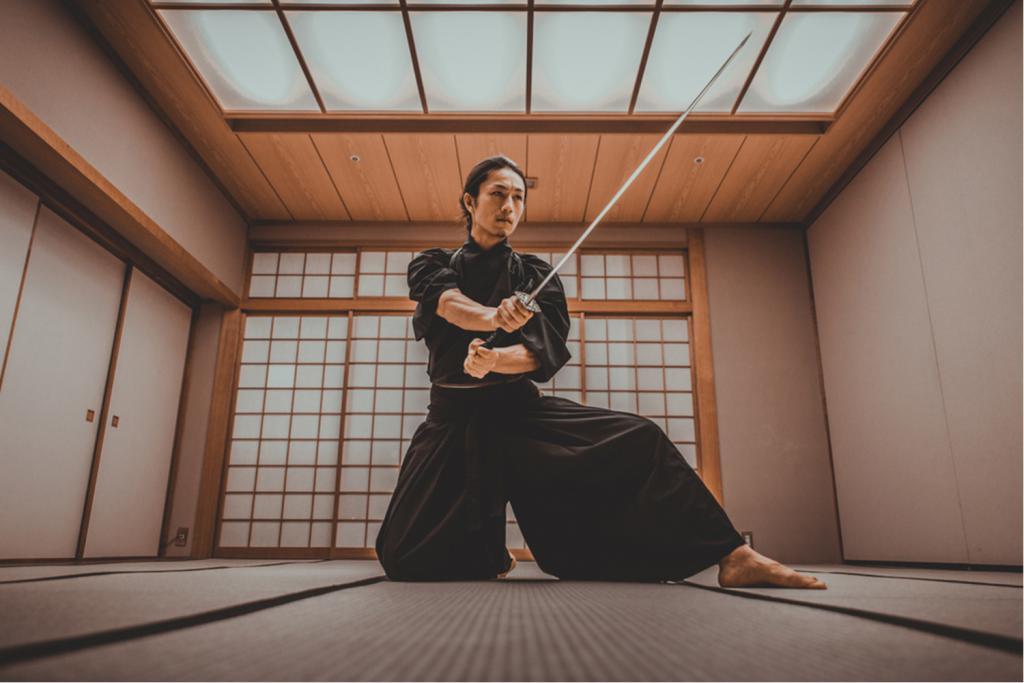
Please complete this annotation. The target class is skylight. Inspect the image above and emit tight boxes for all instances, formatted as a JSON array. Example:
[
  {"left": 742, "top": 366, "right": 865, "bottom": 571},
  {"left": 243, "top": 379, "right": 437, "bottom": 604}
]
[
  {"left": 151, "top": 1, "right": 915, "bottom": 115},
  {"left": 738, "top": 11, "right": 904, "bottom": 112},
  {"left": 532, "top": 11, "right": 651, "bottom": 112},
  {"left": 411, "top": 11, "right": 527, "bottom": 112},
  {"left": 287, "top": 11, "right": 421, "bottom": 111},
  {"left": 636, "top": 12, "right": 776, "bottom": 113},
  {"left": 159, "top": 9, "right": 318, "bottom": 111}
]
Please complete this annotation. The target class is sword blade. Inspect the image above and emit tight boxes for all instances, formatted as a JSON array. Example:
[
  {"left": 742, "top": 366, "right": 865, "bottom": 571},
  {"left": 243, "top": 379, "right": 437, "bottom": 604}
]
[{"left": 526, "top": 31, "right": 752, "bottom": 303}]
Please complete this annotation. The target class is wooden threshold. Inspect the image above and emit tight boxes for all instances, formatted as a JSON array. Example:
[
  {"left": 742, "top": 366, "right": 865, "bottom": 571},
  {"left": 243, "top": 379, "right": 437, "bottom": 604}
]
[
  {"left": 0, "top": 84, "right": 239, "bottom": 307},
  {"left": 248, "top": 221, "right": 802, "bottom": 249},
  {"left": 229, "top": 114, "right": 830, "bottom": 136}
]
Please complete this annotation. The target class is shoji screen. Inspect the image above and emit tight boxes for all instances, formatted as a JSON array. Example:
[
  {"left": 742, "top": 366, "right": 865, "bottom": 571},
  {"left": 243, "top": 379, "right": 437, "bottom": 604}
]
[
  {"left": 222, "top": 314, "right": 349, "bottom": 549},
  {"left": 225, "top": 247, "right": 699, "bottom": 559}
]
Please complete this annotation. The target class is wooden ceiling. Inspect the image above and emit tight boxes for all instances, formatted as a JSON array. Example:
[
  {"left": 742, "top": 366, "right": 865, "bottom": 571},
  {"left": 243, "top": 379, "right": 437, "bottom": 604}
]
[{"left": 72, "top": 0, "right": 997, "bottom": 227}]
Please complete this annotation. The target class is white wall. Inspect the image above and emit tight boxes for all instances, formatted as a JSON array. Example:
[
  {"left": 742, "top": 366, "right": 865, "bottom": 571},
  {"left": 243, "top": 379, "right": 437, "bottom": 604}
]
[
  {"left": 806, "top": 1, "right": 1022, "bottom": 564},
  {"left": 0, "top": 0, "right": 246, "bottom": 295},
  {"left": 705, "top": 227, "right": 841, "bottom": 564}
]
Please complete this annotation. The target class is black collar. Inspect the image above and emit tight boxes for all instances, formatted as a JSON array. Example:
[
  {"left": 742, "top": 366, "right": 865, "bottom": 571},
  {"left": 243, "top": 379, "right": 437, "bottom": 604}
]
[{"left": 462, "top": 234, "right": 512, "bottom": 256}]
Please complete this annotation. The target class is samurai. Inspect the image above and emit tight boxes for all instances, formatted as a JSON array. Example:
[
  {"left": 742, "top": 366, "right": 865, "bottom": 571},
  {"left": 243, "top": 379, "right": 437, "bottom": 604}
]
[{"left": 375, "top": 155, "right": 826, "bottom": 590}]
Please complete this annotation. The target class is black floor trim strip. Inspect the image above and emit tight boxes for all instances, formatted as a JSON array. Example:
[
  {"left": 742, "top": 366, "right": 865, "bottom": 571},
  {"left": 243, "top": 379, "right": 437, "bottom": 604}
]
[
  {"left": 0, "top": 575, "right": 386, "bottom": 667},
  {"left": 792, "top": 568, "right": 1022, "bottom": 589},
  {"left": 0, "top": 559, "right": 330, "bottom": 586},
  {"left": 678, "top": 581, "right": 1022, "bottom": 656}
]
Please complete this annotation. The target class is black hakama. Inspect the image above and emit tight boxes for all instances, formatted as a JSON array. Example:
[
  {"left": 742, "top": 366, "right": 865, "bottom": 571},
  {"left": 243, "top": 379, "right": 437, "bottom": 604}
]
[{"left": 374, "top": 237, "right": 745, "bottom": 581}]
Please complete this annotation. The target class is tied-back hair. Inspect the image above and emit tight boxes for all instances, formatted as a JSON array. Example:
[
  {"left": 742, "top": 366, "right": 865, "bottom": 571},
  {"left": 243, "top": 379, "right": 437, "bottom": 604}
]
[{"left": 459, "top": 155, "right": 528, "bottom": 233}]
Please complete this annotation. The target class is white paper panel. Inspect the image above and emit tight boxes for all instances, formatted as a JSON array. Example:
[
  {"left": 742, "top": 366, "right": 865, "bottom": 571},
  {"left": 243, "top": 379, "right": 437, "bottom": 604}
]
[
  {"left": 532, "top": 11, "right": 650, "bottom": 112},
  {"left": 664, "top": 0, "right": 780, "bottom": 4},
  {"left": 288, "top": 12, "right": 421, "bottom": 111},
  {"left": 792, "top": 0, "right": 912, "bottom": 5},
  {"left": 288, "top": 0, "right": 399, "bottom": 4},
  {"left": 159, "top": 10, "right": 318, "bottom": 111},
  {"left": 738, "top": 11, "right": 904, "bottom": 112},
  {"left": 411, "top": 12, "right": 527, "bottom": 111},
  {"left": 636, "top": 12, "right": 776, "bottom": 112},
  {"left": 537, "top": 0, "right": 653, "bottom": 4}
]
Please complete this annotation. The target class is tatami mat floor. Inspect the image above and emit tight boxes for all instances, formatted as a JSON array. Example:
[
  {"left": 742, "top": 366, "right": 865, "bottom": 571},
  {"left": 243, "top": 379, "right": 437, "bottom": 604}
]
[{"left": 0, "top": 559, "right": 1019, "bottom": 681}]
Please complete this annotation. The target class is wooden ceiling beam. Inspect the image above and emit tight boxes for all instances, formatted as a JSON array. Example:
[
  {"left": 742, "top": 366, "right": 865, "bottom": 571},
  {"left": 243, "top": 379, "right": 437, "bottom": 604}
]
[{"left": 229, "top": 115, "right": 829, "bottom": 135}]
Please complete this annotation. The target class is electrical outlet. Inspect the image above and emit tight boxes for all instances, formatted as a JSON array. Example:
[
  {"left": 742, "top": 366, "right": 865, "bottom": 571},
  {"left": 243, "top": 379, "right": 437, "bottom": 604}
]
[
  {"left": 741, "top": 531, "right": 754, "bottom": 548},
  {"left": 174, "top": 527, "right": 188, "bottom": 547}
]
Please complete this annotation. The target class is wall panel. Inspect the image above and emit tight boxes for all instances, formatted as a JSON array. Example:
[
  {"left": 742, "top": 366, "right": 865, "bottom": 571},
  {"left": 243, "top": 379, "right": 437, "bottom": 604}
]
[
  {"left": 0, "top": 170, "right": 38, "bottom": 377},
  {"left": 895, "top": 0, "right": 1022, "bottom": 564},
  {"left": 807, "top": 135, "right": 968, "bottom": 563}
]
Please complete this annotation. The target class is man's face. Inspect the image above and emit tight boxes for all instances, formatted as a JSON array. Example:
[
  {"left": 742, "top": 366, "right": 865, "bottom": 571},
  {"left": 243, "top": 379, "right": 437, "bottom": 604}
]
[{"left": 465, "top": 167, "right": 526, "bottom": 241}]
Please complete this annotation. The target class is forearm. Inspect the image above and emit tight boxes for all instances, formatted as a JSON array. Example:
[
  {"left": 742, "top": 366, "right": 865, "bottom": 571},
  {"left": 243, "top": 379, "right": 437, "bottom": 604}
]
[
  {"left": 492, "top": 344, "right": 540, "bottom": 374},
  {"left": 436, "top": 289, "right": 495, "bottom": 332}
]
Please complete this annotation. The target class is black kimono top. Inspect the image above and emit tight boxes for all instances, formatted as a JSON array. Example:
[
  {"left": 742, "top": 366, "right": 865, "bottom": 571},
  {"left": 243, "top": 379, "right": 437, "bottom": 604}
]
[{"left": 408, "top": 236, "right": 572, "bottom": 386}]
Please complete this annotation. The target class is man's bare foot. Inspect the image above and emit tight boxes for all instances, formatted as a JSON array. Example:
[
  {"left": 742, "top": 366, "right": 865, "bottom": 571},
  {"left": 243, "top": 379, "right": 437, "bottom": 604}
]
[
  {"left": 718, "top": 544, "right": 827, "bottom": 589},
  {"left": 497, "top": 550, "right": 516, "bottom": 579}
]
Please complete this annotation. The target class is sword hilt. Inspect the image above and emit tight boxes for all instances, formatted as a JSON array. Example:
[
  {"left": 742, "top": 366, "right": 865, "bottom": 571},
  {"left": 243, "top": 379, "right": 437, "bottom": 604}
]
[{"left": 481, "top": 291, "right": 541, "bottom": 349}]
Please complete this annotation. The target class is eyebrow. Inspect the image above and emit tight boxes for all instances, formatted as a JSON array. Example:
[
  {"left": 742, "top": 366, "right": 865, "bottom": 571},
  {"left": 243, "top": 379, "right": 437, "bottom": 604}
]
[{"left": 490, "top": 183, "right": 525, "bottom": 193}]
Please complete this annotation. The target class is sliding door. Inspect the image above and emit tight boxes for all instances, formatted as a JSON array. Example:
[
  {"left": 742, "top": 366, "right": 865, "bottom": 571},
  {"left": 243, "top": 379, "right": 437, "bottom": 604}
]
[
  {"left": 0, "top": 207, "right": 125, "bottom": 559},
  {"left": 83, "top": 270, "right": 192, "bottom": 557}
]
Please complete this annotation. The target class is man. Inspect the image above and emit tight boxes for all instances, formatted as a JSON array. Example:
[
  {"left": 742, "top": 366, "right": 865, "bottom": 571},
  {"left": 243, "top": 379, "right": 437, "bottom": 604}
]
[{"left": 375, "top": 155, "right": 826, "bottom": 589}]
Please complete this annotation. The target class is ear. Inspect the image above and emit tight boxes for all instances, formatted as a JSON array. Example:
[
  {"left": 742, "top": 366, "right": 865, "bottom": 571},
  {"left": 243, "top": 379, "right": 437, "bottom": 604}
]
[{"left": 463, "top": 192, "right": 474, "bottom": 210}]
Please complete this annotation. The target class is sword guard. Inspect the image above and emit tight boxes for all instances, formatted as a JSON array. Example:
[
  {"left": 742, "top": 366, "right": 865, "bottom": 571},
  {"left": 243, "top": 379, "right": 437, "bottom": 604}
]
[{"left": 514, "top": 291, "right": 542, "bottom": 313}]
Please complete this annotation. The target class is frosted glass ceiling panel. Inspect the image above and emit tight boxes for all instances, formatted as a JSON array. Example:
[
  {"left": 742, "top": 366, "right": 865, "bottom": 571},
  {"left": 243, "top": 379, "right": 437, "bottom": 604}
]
[
  {"left": 288, "top": 11, "right": 420, "bottom": 111},
  {"left": 154, "top": 0, "right": 271, "bottom": 4},
  {"left": 664, "top": 0, "right": 781, "bottom": 5},
  {"left": 411, "top": 12, "right": 527, "bottom": 111},
  {"left": 285, "top": 0, "right": 399, "bottom": 4},
  {"left": 410, "top": 0, "right": 520, "bottom": 4},
  {"left": 739, "top": 11, "right": 903, "bottom": 112},
  {"left": 792, "top": 0, "right": 912, "bottom": 5},
  {"left": 532, "top": 12, "right": 650, "bottom": 112},
  {"left": 636, "top": 12, "right": 776, "bottom": 113},
  {"left": 159, "top": 10, "right": 318, "bottom": 110},
  {"left": 537, "top": 0, "right": 654, "bottom": 5}
]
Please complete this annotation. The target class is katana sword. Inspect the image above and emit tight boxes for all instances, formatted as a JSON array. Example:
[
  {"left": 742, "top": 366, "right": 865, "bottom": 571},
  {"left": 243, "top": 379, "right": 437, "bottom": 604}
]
[{"left": 482, "top": 31, "right": 752, "bottom": 348}]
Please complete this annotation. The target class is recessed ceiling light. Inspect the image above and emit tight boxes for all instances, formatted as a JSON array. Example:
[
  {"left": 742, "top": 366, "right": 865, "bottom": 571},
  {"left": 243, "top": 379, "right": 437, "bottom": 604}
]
[
  {"left": 694, "top": 156, "right": 705, "bottom": 165},
  {"left": 350, "top": 155, "right": 361, "bottom": 163}
]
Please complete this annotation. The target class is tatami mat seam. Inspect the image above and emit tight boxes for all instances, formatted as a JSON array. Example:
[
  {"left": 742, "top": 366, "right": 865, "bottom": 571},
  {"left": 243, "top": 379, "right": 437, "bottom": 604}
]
[
  {"left": 677, "top": 580, "right": 1023, "bottom": 655},
  {"left": 0, "top": 559, "right": 331, "bottom": 585},
  {"left": 0, "top": 575, "right": 386, "bottom": 667},
  {"left": 792, "top": 568, "right": 1023, "bottom": 589}
]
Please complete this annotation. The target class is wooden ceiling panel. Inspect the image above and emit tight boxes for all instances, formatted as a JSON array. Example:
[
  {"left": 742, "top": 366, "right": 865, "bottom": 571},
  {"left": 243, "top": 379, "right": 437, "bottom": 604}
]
[
  {"left": 526, "top": 134, "right": 599, "bottom": 222},
  {"left": 761, "top": 0, "right": 990, "bottom": 222},
  {"left": 383, "top": 134, "right": 462, "bottom": 222},
  {"left": 72, "top": 1, "right": 289, "bottom": 221},
  {"left": 584, "top": 135, "right": 671, "bottom": 223},
  {"left": 312, "top": 133, "right": 408, "bottom": 222},
  {"left": 701, "top": 135, "right": 818, "bottom": 223},
  {"left": 239, "top": 133, "right": 349, "bottom": 221},
  {"left": 643, "top": 135, "right": 745, "bottom": 223},
  {"left": 454, "top": 134, "right": 528, "bottom": 181}
]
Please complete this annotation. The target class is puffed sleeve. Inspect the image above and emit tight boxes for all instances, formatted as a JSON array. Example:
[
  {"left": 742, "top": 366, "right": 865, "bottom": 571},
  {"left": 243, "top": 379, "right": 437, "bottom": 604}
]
[
  {"left": 517, "top": 255, "right": 571, "bottom": 383},
  {"left": 408, "top": 248, "right": 459, "bottom": 340}
]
